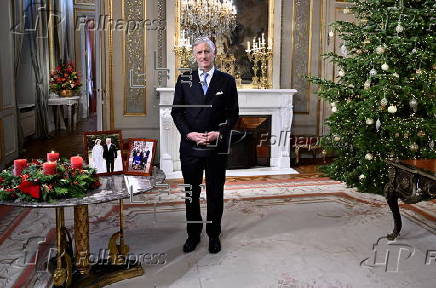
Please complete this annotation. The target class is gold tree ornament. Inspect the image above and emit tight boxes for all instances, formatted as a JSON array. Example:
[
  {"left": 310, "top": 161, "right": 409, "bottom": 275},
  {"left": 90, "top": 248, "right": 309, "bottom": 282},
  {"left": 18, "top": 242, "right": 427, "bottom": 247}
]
[
  {"left": 409, "top": 142, "right": 419, "bottom": 152},
  {"left": 375, "top": 46, "right": 385, "bottom": 54},
  {"left": 365, "top": 153, "right": 374, "bottom": 160},
  {"left": 395, "top": 24, "right": 404, "bottom": 33},
  {"left": 366, "top": 118, "right": 374, "bottom": 125}
]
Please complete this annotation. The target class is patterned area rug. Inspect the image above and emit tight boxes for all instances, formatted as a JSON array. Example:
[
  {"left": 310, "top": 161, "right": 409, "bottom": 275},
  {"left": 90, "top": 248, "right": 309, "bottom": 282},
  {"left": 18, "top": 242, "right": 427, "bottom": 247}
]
[{"left": 0, "top": 177, "right": 435, "bottom": 288}]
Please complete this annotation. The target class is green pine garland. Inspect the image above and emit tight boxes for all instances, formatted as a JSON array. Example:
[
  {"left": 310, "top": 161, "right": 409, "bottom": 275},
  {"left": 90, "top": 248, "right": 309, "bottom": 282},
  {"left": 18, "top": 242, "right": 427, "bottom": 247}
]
[
  {"left": 0, "top": 159, "right": 100, "bottom": 202},
  {"left": 309, "top": 0, "right": 436, "bottom": 194}
]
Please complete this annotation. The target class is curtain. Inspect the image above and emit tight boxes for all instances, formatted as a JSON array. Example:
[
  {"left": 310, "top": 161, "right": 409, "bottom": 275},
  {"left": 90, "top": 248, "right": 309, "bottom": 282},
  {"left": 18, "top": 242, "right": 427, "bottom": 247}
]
[
  {"left": 57, "top": 0, "right": 74, "bottom": 63},
  {"left": 11, "top": 0, "right": 25, "bottom": 149},
  {"left": 26, "top": 0, "right": 50, "bottom": 138}
]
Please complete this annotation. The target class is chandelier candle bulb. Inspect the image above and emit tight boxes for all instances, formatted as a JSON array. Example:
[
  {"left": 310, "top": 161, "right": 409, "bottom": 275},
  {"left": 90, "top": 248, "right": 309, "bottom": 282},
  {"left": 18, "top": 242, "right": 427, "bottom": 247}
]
[
  {"left": 47, "top": 151, "right": 60, "bottom": 162},
  {"left": 14, "top": 159, "right": 27, "bottom": 176},
  {"left": 43, "top": 162, "right": 57, "bottom": 176},
  {"left": 70, "top": 156, "right": 83, "bottom": 170}
]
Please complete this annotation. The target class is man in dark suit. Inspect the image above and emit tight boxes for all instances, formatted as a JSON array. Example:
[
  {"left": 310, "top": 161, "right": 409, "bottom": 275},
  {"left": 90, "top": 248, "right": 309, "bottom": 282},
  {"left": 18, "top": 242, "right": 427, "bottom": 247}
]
[
  {"left": 103, "top": 138, "right": 117, "bottom": 173},
  {"left": 171, "top": 37, "right": 239, "bottom": 254},
  {"left": 140, "top": 147, "right": 151, "bottom": 169}
]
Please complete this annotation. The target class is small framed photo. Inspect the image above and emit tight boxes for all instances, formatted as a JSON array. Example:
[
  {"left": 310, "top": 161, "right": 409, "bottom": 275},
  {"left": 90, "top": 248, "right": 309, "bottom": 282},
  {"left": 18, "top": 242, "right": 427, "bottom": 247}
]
[
  {"left": 83, "top": 130, "right": 124, "bottom": 176},
  {"left": 125, "top": 139, "right": 157, "bottom": 176}
]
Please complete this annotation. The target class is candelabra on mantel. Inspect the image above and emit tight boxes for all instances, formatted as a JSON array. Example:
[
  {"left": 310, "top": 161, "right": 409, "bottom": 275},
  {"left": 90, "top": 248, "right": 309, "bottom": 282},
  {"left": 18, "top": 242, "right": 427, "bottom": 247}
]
[
  {"left": 245, "top": 33, "right": 272, "bottom": 89},
  {"left": 174, "top": 29, "right": 192, "bottom": 72}
]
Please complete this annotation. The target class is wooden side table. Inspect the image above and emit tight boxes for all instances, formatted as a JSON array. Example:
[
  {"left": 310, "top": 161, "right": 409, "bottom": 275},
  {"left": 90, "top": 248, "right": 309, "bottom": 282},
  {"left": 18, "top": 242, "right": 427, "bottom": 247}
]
[
  {"left": 48, "top": 96, "right": 81, "bottom": 132},
  {"left": 384, "top": 159, "right": 436, "bottom": 240}
]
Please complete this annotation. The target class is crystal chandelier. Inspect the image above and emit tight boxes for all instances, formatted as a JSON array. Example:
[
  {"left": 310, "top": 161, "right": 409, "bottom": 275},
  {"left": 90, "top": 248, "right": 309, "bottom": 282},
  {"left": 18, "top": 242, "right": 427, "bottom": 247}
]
[{"left": 180, "top": 0, "right": 237, "bottom": 39}]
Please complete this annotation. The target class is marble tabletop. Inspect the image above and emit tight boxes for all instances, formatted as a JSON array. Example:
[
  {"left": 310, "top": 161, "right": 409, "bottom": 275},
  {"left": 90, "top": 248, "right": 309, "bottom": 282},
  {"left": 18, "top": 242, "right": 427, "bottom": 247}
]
[{"left": 0, "top": 168, "right": 166, "bottom": 208}]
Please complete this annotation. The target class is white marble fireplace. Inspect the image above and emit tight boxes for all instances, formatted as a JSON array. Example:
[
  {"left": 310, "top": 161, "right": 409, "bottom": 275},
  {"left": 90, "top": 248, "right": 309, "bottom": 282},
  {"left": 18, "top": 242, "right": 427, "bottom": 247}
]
[{"left": 157, "top": 88, "right": 297, "bottom": 176}]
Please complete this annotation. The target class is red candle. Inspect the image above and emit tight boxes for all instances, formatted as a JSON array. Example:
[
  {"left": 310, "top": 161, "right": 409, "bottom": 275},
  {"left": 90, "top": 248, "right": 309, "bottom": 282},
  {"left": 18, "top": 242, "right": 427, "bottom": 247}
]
[
  {"left": 43, "top": 162, "right": 57, "bottom": 175},
  {"left": 14, "top": 159, "right": 27, "bottom": 176},
  {"left": 47, "top": 151, "right": 60, "bottom": 162},
  {"left": 70, "top": 156, "right": 83, "bottom": 169}
]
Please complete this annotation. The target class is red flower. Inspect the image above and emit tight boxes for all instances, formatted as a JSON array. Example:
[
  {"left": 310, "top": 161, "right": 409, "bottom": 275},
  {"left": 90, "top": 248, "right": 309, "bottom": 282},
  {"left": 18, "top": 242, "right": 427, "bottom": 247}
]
[{"left": 17, "top": 180, "right": 41, "bottom": 199}]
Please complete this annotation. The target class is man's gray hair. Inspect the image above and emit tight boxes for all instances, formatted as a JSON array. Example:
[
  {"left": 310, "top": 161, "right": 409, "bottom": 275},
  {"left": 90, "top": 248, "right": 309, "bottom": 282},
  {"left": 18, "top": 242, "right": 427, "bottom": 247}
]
[{"left": 192, "top": 36, "right": 216, "bottom": 54}]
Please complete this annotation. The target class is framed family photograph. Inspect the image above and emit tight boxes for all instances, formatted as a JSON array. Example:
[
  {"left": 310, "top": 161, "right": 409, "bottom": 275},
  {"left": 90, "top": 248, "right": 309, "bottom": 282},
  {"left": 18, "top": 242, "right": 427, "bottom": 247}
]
[
  {"left": 83, "top": 130, "right": 124, "bottom": 176},
  {"left": 125, "top": 138, "right": 157, "bottom": 176}
]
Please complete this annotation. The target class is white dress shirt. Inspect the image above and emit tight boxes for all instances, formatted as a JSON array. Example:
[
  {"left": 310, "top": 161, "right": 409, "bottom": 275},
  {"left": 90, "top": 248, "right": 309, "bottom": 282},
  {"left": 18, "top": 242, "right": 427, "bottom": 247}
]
[{"left": 198, "top": 66, "right": 215, "bottom": 87}]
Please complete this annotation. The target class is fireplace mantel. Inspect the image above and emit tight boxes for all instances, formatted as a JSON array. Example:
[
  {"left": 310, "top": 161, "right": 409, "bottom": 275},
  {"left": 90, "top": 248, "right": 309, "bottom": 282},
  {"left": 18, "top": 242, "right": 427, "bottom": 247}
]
[{"left": 157, "top": 88, "right": 297, "bottom": 176}]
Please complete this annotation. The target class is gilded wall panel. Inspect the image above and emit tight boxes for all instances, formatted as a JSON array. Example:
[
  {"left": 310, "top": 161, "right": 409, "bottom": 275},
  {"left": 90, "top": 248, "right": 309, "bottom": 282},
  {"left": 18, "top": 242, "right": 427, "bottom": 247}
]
[
  {"left": 75, "top": 0, "right": 95, "bottom": 5},
  {"left": 291, "top": 0, "right": 312, "bottom": 114},
  {"left": 124, "top": 0, "right": 146, "bottom": 115}
]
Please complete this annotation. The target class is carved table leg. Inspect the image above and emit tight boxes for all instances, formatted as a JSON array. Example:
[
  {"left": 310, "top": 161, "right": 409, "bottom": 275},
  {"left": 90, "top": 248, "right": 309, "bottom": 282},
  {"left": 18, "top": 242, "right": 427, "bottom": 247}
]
[
  {"left": 385, "top": 165, "right": 402, "bottom": 240},
  {"left": 386, "top": 190, "right": 402, "bottom": 240},
  {"left": 74, "top": 205, "right": 90, "bottom": 275},
  {"left": 54, "top": 207, "right": 73, "bottom": 287}
]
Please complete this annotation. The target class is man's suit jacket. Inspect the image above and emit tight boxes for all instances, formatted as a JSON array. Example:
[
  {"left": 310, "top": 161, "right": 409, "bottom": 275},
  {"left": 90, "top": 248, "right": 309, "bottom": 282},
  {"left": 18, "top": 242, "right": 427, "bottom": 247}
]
[
  {"left": 171, "top": 69, "right": 239, "bottom": 157},
  {"left": 103, "top": 144, "right": 117, "bottom": 162}
]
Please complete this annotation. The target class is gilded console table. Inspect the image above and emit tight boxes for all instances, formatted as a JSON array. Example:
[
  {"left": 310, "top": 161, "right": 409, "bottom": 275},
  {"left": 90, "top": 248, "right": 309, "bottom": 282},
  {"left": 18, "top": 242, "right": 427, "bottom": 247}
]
[
  {"left": 0, "top": 169, "right": 165, "bottom": 287},
  {"left": 384, "top": 159, "right": 436, "bottom": 240}
]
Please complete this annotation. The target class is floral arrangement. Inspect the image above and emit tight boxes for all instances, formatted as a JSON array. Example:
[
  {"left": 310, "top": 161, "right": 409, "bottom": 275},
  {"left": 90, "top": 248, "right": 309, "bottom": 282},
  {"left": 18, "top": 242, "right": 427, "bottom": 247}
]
[
  {"left": 0, "top": 159, "right": 100, "bottom": 203},
  {"left": 49, "top": 63, "right": 82, "bottom": 93}
]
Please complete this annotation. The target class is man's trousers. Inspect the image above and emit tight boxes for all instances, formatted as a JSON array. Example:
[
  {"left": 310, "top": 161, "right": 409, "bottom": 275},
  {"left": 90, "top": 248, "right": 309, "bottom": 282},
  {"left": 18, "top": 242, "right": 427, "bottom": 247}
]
[{"left": 180, "top": 153, "right": 227, "bottom": 238}]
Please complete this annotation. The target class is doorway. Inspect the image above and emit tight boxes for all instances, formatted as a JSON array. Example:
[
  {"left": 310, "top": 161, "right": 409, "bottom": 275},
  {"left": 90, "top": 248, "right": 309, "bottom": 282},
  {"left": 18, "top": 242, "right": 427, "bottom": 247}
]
[{"left": 76, "top": 9, "right": 98, "bottom": 131}]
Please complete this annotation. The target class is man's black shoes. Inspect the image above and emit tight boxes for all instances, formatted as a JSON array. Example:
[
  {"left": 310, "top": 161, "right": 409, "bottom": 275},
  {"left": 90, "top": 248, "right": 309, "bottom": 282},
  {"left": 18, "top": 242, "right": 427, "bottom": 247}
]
[
  {"left": 208, "top": 237, "right": 221, "bottom": 254},
  {"left": 183, "top": 236, "right": 200, "bottom": 253}
]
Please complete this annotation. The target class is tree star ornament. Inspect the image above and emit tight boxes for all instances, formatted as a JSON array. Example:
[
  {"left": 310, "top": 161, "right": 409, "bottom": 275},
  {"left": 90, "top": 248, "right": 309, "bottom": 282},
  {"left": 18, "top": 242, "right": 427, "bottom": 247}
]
[
  {"left": 381, "top": 63, "right": 389, "bottom": 71},
  {"left": 387, "top": 105, "right": 397, "bottom": 113}
]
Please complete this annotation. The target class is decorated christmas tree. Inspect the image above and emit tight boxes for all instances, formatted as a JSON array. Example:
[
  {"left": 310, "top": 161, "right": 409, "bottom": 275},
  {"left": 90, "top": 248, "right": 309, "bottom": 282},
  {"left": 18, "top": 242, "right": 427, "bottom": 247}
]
[{"left": 310, "top": 0, "right": 435, "bottom": 194}]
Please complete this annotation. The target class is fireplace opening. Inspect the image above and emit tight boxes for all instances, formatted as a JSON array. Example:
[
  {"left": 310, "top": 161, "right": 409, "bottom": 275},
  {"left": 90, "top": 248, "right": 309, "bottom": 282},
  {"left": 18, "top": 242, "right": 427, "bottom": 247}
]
[{"left": 227, "top": 115, "right": 271, "bottom": 169}]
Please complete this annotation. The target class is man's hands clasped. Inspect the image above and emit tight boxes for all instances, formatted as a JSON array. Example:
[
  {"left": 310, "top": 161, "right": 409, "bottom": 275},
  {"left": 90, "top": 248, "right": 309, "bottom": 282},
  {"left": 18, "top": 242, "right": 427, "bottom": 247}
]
[{"left": 187, "top": 131, "right": 220, "bottom": 146}]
